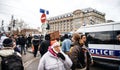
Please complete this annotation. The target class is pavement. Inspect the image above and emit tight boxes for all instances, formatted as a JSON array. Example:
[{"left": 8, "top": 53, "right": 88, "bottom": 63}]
[
  {"left": 22, "top": 48, "right": 34, "bottom": 63},
  {"left": 22, "top": 48, "right": 41, "bottom": 70},
  {"left": 25, "top": 57, "right": 40, "bottom": 70}
]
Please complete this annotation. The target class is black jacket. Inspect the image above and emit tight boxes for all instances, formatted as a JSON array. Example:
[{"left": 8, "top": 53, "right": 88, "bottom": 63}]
[
  {"left": 18, "top": 36, "right": 26, "bottom": 45},
  {"left": 39, "top": 40, "right": 50, "bottom": 56},
  {"left": 32, "top": 39, "right": 40, "bottom": 46}
]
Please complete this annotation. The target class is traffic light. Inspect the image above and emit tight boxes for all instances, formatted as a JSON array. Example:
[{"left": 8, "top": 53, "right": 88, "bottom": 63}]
[
  {"left": 8, "top": 27, "right": 11, "bottom": 31},
  {"left": 46, "top": 24, "right": 50, "bottom": 30},
  {"left": 2, "top": 20, "right": 4, "bottom": 26},
  {"left": 13, "top": 20, "right": 16, "bottom": 27}
]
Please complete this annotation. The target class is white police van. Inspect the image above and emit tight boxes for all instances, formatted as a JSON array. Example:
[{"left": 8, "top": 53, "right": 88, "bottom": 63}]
[{"left": 76, "top": 22, "right": 120, "bottom": 69}]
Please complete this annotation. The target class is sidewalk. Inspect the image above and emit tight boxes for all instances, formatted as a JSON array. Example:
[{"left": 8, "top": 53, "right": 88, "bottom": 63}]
[
  {"left": 22, "top": 48, "right": 36, "bottom": 63},
  {"left": 22, "top": 51, "right": 34, "bottom": 64},
  {"left": 22, "top": 48, "right": 41, "bottom": 69}
]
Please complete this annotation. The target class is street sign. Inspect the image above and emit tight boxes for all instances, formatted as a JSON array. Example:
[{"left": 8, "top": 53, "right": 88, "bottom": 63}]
[
  {"left": 40, "top": 9, "right": 45, "bottom": 13},
  {"left": 41, "top": 13, "right": 46, "bottom": 23},
  {"left": 40, "top": 8, "right": 49, "bottom": 15},
  {"left": 46, "top": 10, "right": 49, "bottom": 15}
]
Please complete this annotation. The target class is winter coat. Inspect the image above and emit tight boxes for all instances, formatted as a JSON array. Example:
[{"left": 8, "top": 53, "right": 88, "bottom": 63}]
[
  {"left": 0, "top": 49, "right": 21, "bottom": 57},
  {"left": 62, "top": 39, "right": 72, "bottom": 53},
  {"left": 18, "top": 37, "right": 26, "bottom": 46},
  {"left": 32, "top": 39, "right": 40, "bottom": 46},
  {"left": 39, "top": 40, "right": 50, "bottom": 56},
  {"left": 69, "top": 44, "right": 82, "bottom": 67},
  {"left": 27, "top": 36, "right": 32, "bottom": 44},
  {"left": 69, "top": 44, "right": 93, "bottom": 69},
  {"left": 38, "top": 51, "right": 72, "bottom": 70},
  {"left": 0, "top": 48, "right": 22, "bottom": 70}
]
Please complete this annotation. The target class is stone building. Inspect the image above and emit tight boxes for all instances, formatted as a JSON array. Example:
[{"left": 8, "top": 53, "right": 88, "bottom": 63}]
[{"left": 47, "top": 8, "right": 106, "bottom": 34}]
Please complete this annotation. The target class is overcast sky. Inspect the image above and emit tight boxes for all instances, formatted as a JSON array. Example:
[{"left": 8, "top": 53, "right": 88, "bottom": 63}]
[{"left": 0, "top": 0, "right": 120, "bottom": 29}]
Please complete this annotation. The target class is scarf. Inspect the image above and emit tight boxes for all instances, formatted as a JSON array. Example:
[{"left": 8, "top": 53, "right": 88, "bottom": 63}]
[{"left": 48, "top": 46, "right": 58, "bottom": 57}]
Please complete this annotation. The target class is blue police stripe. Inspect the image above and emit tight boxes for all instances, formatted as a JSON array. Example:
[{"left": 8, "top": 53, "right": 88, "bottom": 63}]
[
  {"left": 89, "top": 48, "right": 120, "bottom": 57},
  {"left": 115, "top": 50, "right": 120, "bottom": 56}
]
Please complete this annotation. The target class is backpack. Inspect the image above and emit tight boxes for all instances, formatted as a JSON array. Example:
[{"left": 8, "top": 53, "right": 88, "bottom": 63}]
[
  {"left": 1, "top": 52, "right": 24, "bottom": 70},
  {"left": 32, "top": 39, "right": 40, "bottom": 46}
]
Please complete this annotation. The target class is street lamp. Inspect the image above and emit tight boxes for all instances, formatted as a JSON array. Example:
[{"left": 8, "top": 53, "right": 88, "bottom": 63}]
[
  {"left": 13, "top": 20, "right": 16, "bottom": 28},
  {"left": 8, "top": 27, "right": 11, "bottom": 32},
  {"left": 1, "top": 20, "right": 4, "bottom": 33},
  {"left": 12, "top": 19, "right": 16, "bottom": 34}
]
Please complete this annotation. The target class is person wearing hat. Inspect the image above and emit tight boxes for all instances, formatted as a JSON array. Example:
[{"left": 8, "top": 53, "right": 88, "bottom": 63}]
[
  {"left": 0, "top": 38, "right": 21, "bottom": 57},
  {"left": 0, "top": 38, "right": 23, "bottom": 70},
  {"left": 0, "top": 33, "right": 8, "bottom": 49},
  {"left": 38, "top": 42, "right": 72, "bottom": 70},
  {"left": 32, "top": 35, "right": 40, "bottom": 57}
]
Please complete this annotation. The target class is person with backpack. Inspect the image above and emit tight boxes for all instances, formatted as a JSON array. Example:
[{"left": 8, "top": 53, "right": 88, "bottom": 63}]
[
  {"left": 32, "top": 35, "right": 40, "bottom": 57},
  {"left": 0, "top": 38, "right": 24, "bottom": 70},
  {"left": 68, "top": 33, "right": 93, "bottom": 70}
]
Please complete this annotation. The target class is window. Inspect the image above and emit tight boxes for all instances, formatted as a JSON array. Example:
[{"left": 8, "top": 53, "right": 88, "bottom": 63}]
[
  {"left": 86, "top": 31, "right": 120, "bottom": 44},
  {"left": 114, "top": 30, "right": 120, "bottom": 44}
]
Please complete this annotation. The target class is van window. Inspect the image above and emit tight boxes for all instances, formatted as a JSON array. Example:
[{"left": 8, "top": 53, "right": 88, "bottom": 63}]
[{"left": 86, "top": 31, "right": 120, "bottom": 44}]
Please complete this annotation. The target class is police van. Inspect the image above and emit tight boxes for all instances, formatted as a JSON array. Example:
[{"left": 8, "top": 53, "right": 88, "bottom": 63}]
[{"left": 76, "top": 22, "right": 120, "bottom": 68}]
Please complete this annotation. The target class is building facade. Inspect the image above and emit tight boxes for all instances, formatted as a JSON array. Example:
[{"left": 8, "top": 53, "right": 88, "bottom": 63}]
[{"left": 47, "top": 8, "right": 106, "bottom": 34}]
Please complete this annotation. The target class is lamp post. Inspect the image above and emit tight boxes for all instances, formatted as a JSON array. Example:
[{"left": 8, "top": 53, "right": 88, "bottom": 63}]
[
  {"left": 1, "top": 20, "right": 4, "bottom": 33},
  {"left": 12, "top": 19, "right": 16, "bottom": 34}
]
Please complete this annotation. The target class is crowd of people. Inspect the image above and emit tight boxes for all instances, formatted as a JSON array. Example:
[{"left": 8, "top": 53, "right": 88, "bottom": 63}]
[
  {"left": 0, "top": 32, "right": 93, "bottom": 70},
  {"left": 38, "top": 33, "right": 93, "bottom": 70}
]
